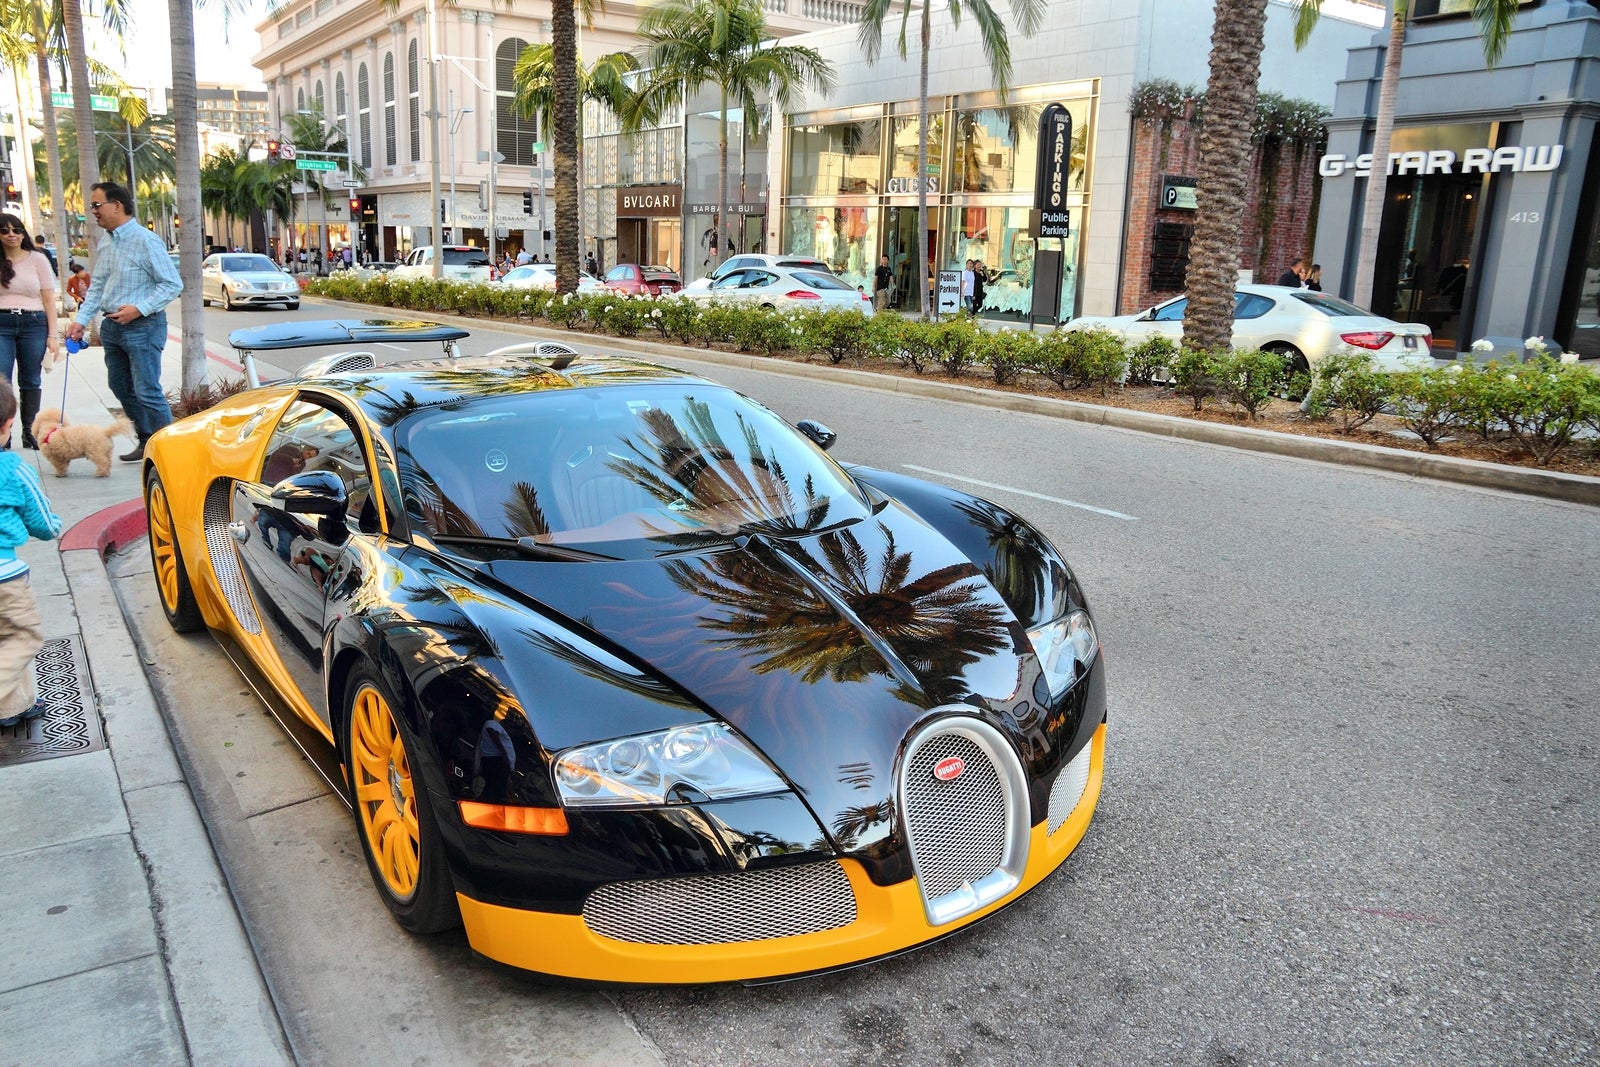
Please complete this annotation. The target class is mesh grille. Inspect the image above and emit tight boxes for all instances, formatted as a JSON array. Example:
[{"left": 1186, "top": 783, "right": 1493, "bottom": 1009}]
[
  {"left": 1047, "top": 741, "right": 1093, "bottom": 834},
  {"left": 325, "top": 352, "right": 376, "bottom": 373},
  {"left": 203, "top": 482, "right": 262, "bottom": 635},
  {"left": 903, "top": 734, "right": 1007, "bottom": 899},
  {"left": 583, "top": 861, "right": 856, "bottom": 945}
]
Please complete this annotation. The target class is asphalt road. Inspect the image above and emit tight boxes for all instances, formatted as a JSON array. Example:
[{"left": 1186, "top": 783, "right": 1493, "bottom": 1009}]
[{"left": 119, "top": 303, "right": 1599, "bottom": 1065}]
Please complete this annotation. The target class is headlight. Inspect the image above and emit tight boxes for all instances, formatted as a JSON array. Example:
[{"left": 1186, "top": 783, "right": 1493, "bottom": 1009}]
[
  {"left": 553, "top": 722, "right": 787, "bottom": 808},
  {"left": 1028, "top": 609, "right": 1098, "bottom": 702}
]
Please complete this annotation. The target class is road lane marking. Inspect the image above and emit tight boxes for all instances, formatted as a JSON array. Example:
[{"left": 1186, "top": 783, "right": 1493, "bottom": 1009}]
[{"left": 904, "top": 465, "right": 1137, "bottom": 521}]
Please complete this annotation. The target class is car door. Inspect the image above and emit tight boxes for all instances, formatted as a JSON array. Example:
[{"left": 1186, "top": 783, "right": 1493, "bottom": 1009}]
[
  {"left": 708, "top": 270, "right": 751, "bottom": 303},
  {"left": 739, "top": 269, "right": 782, "bottom": 305},
  {"left": 1138, "top": 296, "right": 1187, "bottom": 343},
  {"left": 230, "top": 396, "right": 380, "bottom": 727},
  {"left": 1231, "top": 292, "right": 1278, "bottom": 349},
  {"left": 201, "top": 255, "right": 222, "bottom": 304}
]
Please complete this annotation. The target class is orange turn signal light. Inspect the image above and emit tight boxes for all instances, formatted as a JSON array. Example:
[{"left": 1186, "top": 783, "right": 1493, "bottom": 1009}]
[{"left": 458, "top": 801, "right": 569, "bottom": 835}]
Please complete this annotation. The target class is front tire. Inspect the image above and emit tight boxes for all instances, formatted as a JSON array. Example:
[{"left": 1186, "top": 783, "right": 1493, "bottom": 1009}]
[
  {"left": 344, "top": 668, "right": 459, "bottom": 933},
  {"left": 223, "top": 289, "right": 235, "bottom": 311},
  {"left": 145, "top": 470, "right": 204, "bottom": 633}
]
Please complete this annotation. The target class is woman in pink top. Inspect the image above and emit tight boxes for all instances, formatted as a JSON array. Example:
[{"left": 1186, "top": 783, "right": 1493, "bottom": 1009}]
[{"left": 0, "top": 214, "right": 61, "bottom": 450}]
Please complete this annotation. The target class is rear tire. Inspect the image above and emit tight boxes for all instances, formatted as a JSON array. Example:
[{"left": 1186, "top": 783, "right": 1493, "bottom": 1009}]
[
  {"left": 145, "top": 470, "right": 205, "bottom": 633},
  {"left": 1266, "top": 343, "right": 1310, "bottom": 400},
  {"left": 343, "top": 667, "right": 460, "bottom": 934}
]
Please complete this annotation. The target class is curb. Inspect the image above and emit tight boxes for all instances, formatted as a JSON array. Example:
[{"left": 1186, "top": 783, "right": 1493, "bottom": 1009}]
[
  {"left": 299, "top": 295, "right": 1600, "bottom": 508},
  {"left": 60, "top": 498, "right": 147, "bottom": 555}
]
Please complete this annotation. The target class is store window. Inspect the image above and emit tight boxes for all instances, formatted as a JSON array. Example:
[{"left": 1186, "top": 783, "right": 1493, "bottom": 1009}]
[
  {"left": 783, "top": 204, "right": 878, "bottom": 291},
  {"left": 496, "top": 39, "right": 536, "bottom": 166},
  {"left": 954, "top": 100, "right": 1090, "bottom": 195},
  {"left": 888, "top": 113, "right": 943, "bottom": 181},
  {"left": 788, "top": 120, "right": 882, "bottom": 197},
  {"left": 940, "top": 204, "right": 1080, "bottom": 321}
]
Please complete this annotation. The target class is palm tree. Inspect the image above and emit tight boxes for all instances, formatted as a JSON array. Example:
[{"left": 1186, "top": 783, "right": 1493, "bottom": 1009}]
[
  {"left": 1181, "top": 0, "right": 1269, "bottom": 351},
  {"left": 1291, "top": 0, "right": 1520, "bottom": 307},
  {"left": 633, "top": 0, "right": 834, "bottom": 280},
  {"left": 858, "top": 0, "right": 1043, "bottom": 319}
]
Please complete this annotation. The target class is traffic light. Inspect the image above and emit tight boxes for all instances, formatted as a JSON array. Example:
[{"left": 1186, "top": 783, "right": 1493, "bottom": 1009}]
[
  {"left": 349, "top": 196, "right": 361, "bottom": 215},
  {"left": 2, "top": 182, "right": 17, "bottom": 203},
  {"left": 266, "top": 139, "right": 281, "bottom": 161},
  {"left": 522, "top": 190, "right": 532, "bottom": 214},
  {"left": 543, "top": 230, "right": 552, "bottom": 242}
]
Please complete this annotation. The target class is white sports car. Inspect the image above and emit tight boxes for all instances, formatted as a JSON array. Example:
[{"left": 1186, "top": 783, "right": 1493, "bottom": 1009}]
[{"left": 1067, "top": 284, "right": 1435, "bottom": 375}]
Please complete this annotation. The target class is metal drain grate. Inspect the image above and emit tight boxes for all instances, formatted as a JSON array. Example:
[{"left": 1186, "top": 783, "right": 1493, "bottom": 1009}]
[{"left": 0, "top": 636, "right": 104, "bottom": 766}]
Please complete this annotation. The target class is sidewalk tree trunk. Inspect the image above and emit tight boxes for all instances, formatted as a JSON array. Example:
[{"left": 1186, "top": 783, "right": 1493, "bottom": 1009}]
[
  {"left": 168, "top": 0, "right": 206, "bottom": 391},
  {"left": 1181, "top": 0, "right": 1268, "bottom": 351},
  {"left": 858, "top": 0, "right": 1043, "bottom": 320},
  {"left": 1290, "top": 0, "right": 1519, "bottom": 308},
  {"left": 60, "top": 0, "right": 100, "bottom": 271}
]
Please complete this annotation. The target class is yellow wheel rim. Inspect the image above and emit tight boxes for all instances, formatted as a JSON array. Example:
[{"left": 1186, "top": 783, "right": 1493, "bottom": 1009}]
[
  {"left": 147, "top": 482, "right": 182, "bottom": 613},
  {"left": 351, "top": 683, "right": 421, "bottom": 899}
]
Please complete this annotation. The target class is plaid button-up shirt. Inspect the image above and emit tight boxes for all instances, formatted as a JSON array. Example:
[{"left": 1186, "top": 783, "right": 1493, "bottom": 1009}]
[{"left": 73, "top": 219, "right": 183, "bottom": 325}]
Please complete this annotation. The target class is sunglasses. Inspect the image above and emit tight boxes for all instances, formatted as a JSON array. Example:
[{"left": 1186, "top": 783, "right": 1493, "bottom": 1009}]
[
  {"left": 88, "top": 201, "right": 107, "bottom": 211},
  {"left": 0, "top": 227, "right": 24, "bottom": 235}
]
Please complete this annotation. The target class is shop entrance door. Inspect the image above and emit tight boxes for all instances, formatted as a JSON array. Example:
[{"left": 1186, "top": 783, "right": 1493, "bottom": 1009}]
[
  {"left": 886, "top": 206, "right": 937, "bottom": 312},
  {"left": 1372, "top": 173, "right": 1481, "bottom": 354},
  {"left": 617, "top": 219, "right": 645, "bottom": 267}
]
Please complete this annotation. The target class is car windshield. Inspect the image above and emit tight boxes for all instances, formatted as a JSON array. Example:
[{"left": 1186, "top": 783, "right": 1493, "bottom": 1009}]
[
  {"left": 793, "top": 271, "right": 853, "bottom": 291},
  {"left": 1291, "top": 291, "right": 1374, "bottom": 318},
  {"left": 222, "top": 255, "right": 279, "bottom": 272},
  {"left": 396, "top": 384, "right": 868, "bottom": 552},
  {"left": 443, "top": 248, "right": 491, "bottom": 266}
]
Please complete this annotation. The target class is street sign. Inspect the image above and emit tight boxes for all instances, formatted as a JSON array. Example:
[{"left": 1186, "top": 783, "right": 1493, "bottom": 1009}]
[
  {"left": 530, "top": 140, "right": 546, "bottom": 153},
  {"left": 278, "top": 143, "right": 297, "bottom": 162},
  {"left": 51, "top": 91, "right": 118, "bottom": 112},
  {"left": 296, "top": 158, "right": 338, "bottom": 171},
  {"left": 341, "top": 179, "right": 362, "bottom": 188}
]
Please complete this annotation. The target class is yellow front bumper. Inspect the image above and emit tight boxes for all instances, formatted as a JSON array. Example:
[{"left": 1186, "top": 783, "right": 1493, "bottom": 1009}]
[{"left": 456, "top": 723, "right": 1105, "bottom": 984}]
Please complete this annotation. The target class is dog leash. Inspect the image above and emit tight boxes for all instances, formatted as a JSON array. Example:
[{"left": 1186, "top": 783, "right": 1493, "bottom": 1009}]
[{"left": 59, "top": 336, "right": 81, "bottom": 413}]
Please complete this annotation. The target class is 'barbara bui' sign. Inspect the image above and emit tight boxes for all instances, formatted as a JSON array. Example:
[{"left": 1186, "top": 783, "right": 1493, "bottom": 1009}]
[{"left": 1033, "top": 103, "right": 1072, "bottom": 239}]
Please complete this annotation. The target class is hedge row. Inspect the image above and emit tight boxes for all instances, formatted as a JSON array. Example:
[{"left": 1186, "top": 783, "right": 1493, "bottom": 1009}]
[{"left": 303, "top": 275, "right": 1600, "bottom": 467}]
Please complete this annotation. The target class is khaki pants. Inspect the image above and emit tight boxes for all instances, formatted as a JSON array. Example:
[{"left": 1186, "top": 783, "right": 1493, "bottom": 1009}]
[{"left": 0, "top": 575, "right": 43, "bottom": 717}]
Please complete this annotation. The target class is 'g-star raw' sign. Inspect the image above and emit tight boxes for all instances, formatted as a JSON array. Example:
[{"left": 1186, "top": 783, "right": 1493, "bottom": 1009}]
[
  {"left": 1319, "top": 144, "right": 1563, "bottom": 178},
  {"left": 1033, "top": 102, "right": 1073, "bottom": 238}
]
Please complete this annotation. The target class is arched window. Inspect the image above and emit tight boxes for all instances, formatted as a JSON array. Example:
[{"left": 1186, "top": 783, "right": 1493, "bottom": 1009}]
[
  {"left": 496, "top": 37, "right": 536, "bottom": 167},
  {"left": 335, "top": 73, "right": 347, "bottom": 139},
  {"left": 296, "top": 86, "right": 306, "bottom": 113},
  {"left": 408, "top": 41, "right": 421, "bottom": 162},
  {"left": 383, "top": 52, "right": 396, "bottom": 167},
  {"left": 315, "top": 80, "right": 325, "bottom": 113},
  {"left": 357, "top": 63, "right": 372, "bottom": 169}
]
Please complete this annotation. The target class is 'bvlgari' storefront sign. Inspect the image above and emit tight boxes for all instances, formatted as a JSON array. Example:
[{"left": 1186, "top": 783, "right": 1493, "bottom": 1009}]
[
  {"left": 616, "top": 184, "right": 681, "bottom": 216},
  {"left": 1319, "top": 144, "right": 1564, "bottom": 178}
]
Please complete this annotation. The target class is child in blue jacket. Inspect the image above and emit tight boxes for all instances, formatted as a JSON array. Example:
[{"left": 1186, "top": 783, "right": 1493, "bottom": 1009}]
[{"left": 0, "top": 383, "right": 62, "bottom": 727}]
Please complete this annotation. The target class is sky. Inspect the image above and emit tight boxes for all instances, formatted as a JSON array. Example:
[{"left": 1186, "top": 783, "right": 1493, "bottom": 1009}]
[{"left": 88, "top": 0, "right": 267, "bottom": 104}]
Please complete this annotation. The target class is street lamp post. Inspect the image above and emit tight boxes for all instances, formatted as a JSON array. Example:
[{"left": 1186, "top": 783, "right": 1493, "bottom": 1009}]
[{"left": 446, "top": 90, "right": 473, "bottom": 245}]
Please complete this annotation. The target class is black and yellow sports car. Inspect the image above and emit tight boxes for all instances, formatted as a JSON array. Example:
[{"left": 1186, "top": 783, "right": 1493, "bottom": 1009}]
[{"left": 143, "top": 319, "right": 1106, "bottom": 983}]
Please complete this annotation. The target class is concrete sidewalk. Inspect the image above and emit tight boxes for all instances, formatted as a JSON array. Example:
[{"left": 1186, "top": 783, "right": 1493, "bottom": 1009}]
[{"left": 0, "top": 325, "right": 292, "bottom": 1067}]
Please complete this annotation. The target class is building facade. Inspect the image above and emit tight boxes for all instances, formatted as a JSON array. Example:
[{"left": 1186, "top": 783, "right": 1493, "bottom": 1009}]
[
  {"left": 1314, "top": 0, "right": 1600, "bottom": 357},
  {"left": 765, "top": 0, "right": 1380, "bottom": 321},
  {"left": 254, "top": 0, "right": 856, "bottom": 266}
]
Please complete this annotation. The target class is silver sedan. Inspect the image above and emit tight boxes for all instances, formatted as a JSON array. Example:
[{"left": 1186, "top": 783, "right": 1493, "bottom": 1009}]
[
  {"left": 1067, "top": 284, "right": 1434, "bottom": 373},
  {"left": 200, "top": 253, "right": 301, "bottom": 311},
  {"left": 678, "top": 265, "right": 875, "bottom": 316}
]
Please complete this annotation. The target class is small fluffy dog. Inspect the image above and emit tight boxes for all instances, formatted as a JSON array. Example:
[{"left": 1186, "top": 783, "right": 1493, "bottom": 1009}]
[{"left": 31, "top": 408, "right": 136, "bottom": 478}]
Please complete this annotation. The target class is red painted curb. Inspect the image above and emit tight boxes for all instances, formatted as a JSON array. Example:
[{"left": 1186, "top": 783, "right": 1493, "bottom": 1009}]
[{"left": 60, "top": 498, "right": 147, "bottom": 557}]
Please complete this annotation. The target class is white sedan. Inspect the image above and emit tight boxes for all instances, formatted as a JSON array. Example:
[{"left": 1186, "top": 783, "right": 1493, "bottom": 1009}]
[
  {"left": 1067, "top": 284, "right": 1433, "bottom": 373},
  {"left": 679, "top": 265, "right": 875, "bottom": 316},
  {"left": 497, "top": 264, "right": 605, "bottom": 293},
  {"left": 200, "top": 253, "right": 300, "bottom": 311}
]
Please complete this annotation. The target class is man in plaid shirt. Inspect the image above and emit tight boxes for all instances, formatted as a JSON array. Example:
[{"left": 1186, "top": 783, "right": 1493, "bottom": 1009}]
[{"left": 64, "top": 181, "right": 184, "bottom": 462}]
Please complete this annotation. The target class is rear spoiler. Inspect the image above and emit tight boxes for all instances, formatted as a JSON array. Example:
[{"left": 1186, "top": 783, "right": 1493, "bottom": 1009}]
[{"left": 228, "top": 319, "right": 470, "bottom": 387}]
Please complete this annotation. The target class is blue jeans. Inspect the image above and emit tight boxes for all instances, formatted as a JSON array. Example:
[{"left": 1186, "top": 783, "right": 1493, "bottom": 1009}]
[
  {"left": 0, "top": 309, "right": 48, "bottom": 391},
  {"left": 102, "top": 312, "right": 172, "bottom": 439}
]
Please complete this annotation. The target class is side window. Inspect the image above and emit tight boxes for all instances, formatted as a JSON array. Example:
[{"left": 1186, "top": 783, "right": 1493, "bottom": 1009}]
[
  {"left": 711, "top": 271, "right": 745, "bottom": 290},
  {"left": 261, "top": 399, "right": 379, "bottom": 533},
  {"left": 1234, "top": 293, "right": 1274, "bottom": 320},
  {"left": 743, "top": 271, "right": 778, "bottom": 289},
  {"left": 606, "top": 265, "right": 628, "bottom": 282},
  {"left": 1151, "top": 298, "right": 1187, "bottom": 322}
]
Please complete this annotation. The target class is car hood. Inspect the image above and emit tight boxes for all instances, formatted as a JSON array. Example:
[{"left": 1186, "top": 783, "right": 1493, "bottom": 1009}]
[
  {"left": 226, "top": 270, "right": 293, "bottom": 285},
  {"left": 480, "top": 502, "right": 1034, "bottom": 864},
  {"left": 1067, "top": 312, "right": 1139, "bottom": 330}
]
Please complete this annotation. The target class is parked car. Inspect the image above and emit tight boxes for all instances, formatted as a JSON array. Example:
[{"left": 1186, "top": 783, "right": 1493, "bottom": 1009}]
[
  {"left": 1065, "top": 284, "right": 1433, "bottom": 374},
  {"left": 498, "top": 263, "right": 605, "bottom": 293},
  {"left": 144, "top": 318, "right": 1108, "bottom": 984},
  {"left": 391, "top": 245, "right": 494, "bottom": 283},
  {"left": 199, "top": 252, "right": 300, "bottom": 311},
  {"left": 680, "top": 265, "right": 875, "bottom": 316},
  {"left": 710, "top": 253, "right": 834, "bottom": 283},
  {"left": 602, "top": 263, "right": 681, "bottom": 296}
]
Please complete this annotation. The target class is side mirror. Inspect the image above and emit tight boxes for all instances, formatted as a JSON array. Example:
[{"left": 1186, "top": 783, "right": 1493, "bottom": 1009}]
[
  {"left": 797, "top": 419, "right": 837, "bottom": 451},
  {"left": 271, "top": 470, "right": 347, "bottom": 516}
]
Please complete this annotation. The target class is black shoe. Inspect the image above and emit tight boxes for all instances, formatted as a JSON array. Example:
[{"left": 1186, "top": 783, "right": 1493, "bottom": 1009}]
[{"left": 120, "top": 441, "right": 146, "bottom": 462}]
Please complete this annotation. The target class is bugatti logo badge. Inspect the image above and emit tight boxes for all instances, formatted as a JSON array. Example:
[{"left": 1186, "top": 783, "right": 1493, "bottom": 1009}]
[
  {"left": 933, "top": 756, "right": 965, "bottom": 782},
  {"left": 485, "top": 449, "right": 508, "bottom": 473}
]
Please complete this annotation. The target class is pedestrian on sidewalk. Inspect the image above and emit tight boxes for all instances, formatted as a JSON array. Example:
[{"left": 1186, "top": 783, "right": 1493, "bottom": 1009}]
[
  {"left": 65, "top": 262, "right": 91, "bottom": 310},
  {"left": 873, "top": 254, "right": 893, "bottom": 312},
  {"left": 0, "top": 213, "right": 62, "bottom": 451},
  {"left": 63, "top": 182, "right": 183, "bottom": 463},
  {"left": 0, "top": 384, "right": 62, "bottom": 728}
]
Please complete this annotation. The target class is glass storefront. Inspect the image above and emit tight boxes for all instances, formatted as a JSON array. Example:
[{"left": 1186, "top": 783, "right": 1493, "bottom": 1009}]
[{"left": 781, "top": 83, "right": 1096, "bottom": 320}]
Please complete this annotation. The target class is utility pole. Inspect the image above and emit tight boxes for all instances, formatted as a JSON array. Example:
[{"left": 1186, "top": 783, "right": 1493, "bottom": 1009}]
[{"left": 425, "top": 0, "right": 444, "bottom": 279}]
